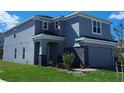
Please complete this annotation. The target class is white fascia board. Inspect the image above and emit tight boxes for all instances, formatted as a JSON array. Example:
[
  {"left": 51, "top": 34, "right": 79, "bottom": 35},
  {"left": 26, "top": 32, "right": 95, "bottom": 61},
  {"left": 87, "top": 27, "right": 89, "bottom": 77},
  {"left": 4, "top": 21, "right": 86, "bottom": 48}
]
[
  {"left": 75, "top": 37, "right": 117, "bottom": 46},
  {"left": 75, "top": 37, "right": 85, "bottom": 41},
  {"left": 64, "top": 12, "right": 80, "bottom": 18},
  {"left": 52, "top": 16, "right": 64, "bottom": 20},
  {"left": 32, "top": 34, "right": 65, "bottom": 41},
  {"left": 33, "top": 16, "right": 52, "bottom": 22}
]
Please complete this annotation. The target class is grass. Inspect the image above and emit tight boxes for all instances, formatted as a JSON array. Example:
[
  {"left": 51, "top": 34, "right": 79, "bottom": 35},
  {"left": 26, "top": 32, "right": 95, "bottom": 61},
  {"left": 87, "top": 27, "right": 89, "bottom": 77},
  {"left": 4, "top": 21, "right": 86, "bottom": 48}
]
[{"left": 0, "top": 60, "right": 121, "bottom": 82}]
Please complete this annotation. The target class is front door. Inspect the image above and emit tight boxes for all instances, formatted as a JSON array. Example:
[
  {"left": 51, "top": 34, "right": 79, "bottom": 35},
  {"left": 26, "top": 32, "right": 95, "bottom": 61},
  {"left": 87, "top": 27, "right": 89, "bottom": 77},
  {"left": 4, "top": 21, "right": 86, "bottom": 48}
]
[{"left": 47, "top": 43, "right": 57, "bottom": 65}]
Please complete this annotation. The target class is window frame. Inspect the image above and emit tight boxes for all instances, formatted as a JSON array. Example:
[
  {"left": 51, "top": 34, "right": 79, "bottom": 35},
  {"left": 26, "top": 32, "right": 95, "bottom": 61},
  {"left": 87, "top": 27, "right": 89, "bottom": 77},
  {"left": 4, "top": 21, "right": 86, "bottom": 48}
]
[
  {"left": 42, "top": 21, "right": 48, "bottom": 30},
  {"left": 92, "top": 20, "right": 102, "bottom": 35},
  {"left": 55, "top": 20, "right": 60, "bottom": 29}
]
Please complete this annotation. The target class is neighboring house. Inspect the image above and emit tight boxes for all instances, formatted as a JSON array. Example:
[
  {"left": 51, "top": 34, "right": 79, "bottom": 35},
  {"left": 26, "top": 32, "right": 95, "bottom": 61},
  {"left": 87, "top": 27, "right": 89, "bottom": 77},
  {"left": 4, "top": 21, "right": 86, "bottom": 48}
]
[
  {"left": 3, "top": 12, "right": 116, "bottom": 67},
  {"left": 0, "top": 32, "right": 4, "bottom": 59}
]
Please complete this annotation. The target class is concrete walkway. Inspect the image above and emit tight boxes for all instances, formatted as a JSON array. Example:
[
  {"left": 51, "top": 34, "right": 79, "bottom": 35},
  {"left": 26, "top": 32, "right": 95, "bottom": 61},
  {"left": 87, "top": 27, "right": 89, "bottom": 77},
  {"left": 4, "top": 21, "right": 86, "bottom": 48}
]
[{"left": 73, "top": 68, "right": 97, "bottom": 72}]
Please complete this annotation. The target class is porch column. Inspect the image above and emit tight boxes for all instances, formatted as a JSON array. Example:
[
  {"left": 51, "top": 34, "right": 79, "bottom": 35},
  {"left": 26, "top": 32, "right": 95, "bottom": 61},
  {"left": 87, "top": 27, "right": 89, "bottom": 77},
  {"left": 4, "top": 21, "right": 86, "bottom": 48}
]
[{"left": 39, "top": 40, "right": 47, "bottom": 66}]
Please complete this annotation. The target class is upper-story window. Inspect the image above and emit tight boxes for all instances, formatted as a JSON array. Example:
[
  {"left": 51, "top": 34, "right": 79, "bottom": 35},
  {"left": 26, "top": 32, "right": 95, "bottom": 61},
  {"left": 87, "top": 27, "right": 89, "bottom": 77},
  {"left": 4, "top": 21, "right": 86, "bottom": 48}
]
[
  {"left": 55, "top": 21, "right": 60, "bottom": 29},
  {"left": 92, "top": 20, "right": 102, "bottom": 35},
  {"left": 43, "top": 21, "right": 48, "bottom": 30}
]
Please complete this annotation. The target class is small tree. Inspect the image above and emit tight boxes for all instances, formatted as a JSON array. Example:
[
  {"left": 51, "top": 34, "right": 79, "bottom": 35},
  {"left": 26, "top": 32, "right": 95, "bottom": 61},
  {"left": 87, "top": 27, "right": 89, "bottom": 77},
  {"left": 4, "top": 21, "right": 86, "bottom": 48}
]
[
  {"left": 62, "top": 52, "right": 75, "bottom": 70},
  {"left": 113, "top": 23, "right": 124, "bottom": 81}
]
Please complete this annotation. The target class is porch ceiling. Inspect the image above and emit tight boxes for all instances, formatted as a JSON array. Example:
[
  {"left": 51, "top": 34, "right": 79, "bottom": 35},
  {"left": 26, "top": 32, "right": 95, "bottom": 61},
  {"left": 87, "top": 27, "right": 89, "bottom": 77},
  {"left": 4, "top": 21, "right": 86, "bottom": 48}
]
[{"left": 32, "top": 33, "right": 65, "bottom": 41}]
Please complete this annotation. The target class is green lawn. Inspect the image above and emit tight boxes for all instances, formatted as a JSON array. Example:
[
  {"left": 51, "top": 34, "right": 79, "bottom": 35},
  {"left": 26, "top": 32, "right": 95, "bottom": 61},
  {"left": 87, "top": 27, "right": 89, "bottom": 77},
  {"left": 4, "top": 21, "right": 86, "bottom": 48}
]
[{"left": 0, "top": 60, "right": 121, "bottom": 82}]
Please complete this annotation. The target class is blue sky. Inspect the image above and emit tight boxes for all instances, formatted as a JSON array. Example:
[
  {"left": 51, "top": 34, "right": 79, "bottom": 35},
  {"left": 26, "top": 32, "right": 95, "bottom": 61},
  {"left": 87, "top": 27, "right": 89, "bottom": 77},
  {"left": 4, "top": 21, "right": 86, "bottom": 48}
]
[{"left": 0, "top": 11, "right": 124, "bottom": 39}]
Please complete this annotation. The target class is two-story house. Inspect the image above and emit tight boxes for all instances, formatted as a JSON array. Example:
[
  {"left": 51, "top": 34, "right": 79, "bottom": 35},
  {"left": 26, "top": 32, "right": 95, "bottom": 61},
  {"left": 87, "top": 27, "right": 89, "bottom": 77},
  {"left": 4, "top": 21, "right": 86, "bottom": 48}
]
[{"left": 3, "top": 12, "right": 116, "bottom": 67}]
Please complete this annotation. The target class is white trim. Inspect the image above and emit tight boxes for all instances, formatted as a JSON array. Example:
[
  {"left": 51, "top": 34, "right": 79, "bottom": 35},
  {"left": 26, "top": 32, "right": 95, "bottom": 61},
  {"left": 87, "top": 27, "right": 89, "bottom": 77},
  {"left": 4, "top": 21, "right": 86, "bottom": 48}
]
[
  {"left": 92, "top": 20, "right": 102, "bottom": 35},
  {"left": 64, "top": 12, "right": 80, "bottom": 18},
  {"left": 75, "top": 37, "right": 117, "bottom": 46},
  {"left": 39, "top": 41, "right": 42, "bottom": 55},
  {"left": 63, "top": 13, "right": 80, "bottom": 21},
  {"left": 74, "top": 43, "right": 80, "bottom": 47},
  {"left": 34, "top": 16, "right": 52, "bottom": 21},
  {"left": 53, "top": 16, "right": 64, "bottom": 20},
  {"left": 32, "top": 33, "right": 65, "bottom": 41},
  {"left": 33, "top": 17, "right": 52, "bottom": 23},
  {"left": 42, "top": 21, "right": 49, "bottom": 30}
]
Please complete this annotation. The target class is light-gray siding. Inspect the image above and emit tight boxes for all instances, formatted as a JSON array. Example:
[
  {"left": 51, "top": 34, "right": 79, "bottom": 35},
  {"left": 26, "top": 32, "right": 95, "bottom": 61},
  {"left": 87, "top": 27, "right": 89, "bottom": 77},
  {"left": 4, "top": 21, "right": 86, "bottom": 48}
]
[{"left": 3, "top": 20, "right": 35, "bottom": 64}]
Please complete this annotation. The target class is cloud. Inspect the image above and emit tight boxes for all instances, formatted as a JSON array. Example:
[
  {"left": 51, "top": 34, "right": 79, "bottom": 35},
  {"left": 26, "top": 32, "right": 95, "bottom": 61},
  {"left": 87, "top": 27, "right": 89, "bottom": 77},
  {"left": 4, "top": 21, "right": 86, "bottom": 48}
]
[
  {"left": 0, "top": 11, "right": 19, "bottom": 31},
  {"left": 109, "top": 12, "right": 124, "bottom": 20}
]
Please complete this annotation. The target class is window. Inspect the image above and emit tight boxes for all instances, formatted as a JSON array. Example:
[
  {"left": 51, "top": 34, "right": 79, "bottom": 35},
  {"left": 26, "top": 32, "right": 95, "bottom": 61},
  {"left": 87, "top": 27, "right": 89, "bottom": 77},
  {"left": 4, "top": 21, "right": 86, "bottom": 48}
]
[
  {"left": 92, "top": 20, "right": 102, "bottom": 35},
  {"left": 14, "top": 48, "right": 17, "bottom": 58},
  {"left": 22, "top": 47, "right": 25, "bottom": 59},
  {"left": 43, "top": 21, "right": 48, "bottom": 30},
  {"left": 14, "top": 33, "right": 16, "bottom": 38},
  {"left": 55, "top": 21, "right": 60, "bottom": 29},
  {"left": 14, "top": 29, "right": 16, "bottom": 38}
]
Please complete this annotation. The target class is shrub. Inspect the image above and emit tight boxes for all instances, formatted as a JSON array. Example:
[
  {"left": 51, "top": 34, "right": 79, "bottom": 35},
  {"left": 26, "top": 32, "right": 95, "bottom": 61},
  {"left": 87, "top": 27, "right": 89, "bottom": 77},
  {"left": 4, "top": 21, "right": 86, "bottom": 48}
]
[
  {"left": 62, "top": 52, "right": 75, "bottom": 70},
  {"left": 57, "top": 62, "right": 64, "bottom": 68},
  {"left": 49, "top": 60, "right": 55, "bottom": 66}
]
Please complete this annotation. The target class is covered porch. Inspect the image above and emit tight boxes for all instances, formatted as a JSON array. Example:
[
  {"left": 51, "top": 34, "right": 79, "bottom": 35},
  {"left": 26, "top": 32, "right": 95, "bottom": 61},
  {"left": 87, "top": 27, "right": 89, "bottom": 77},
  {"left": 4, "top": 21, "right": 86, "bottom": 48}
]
[{"left": 33, "top": 33, "right": 65, "bottom": 66}]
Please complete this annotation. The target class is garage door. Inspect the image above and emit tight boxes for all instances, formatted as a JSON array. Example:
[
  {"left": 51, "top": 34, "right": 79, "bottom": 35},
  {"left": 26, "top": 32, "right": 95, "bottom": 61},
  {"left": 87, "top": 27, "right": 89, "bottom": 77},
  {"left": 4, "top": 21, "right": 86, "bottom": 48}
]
[{"left": 89, "top": 47, "right": 113, "bottom": 67}]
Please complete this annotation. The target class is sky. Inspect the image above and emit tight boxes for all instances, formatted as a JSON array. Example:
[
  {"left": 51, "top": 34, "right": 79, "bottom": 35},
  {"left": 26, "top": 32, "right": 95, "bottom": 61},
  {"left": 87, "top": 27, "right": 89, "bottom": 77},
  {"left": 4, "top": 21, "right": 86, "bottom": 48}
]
[{"left": 0, "top": 11, "right": 124, "bottom": 39}]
